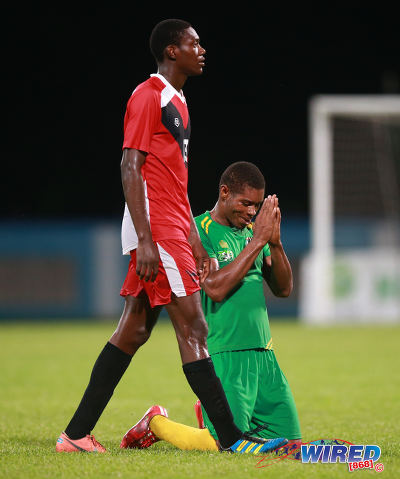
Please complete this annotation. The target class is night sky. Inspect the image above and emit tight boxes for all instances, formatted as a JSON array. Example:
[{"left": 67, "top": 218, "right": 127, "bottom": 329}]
[{"left": 3, "top": 5, "right": 399, "bottom": 220}]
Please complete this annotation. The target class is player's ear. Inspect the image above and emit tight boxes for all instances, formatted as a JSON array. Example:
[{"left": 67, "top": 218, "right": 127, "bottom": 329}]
[
  {"left": 220, "top": 185, "right": 229, "bottom": 201},
  {"left": 165, "top": 44, "right": 177, "bottom": 61}
]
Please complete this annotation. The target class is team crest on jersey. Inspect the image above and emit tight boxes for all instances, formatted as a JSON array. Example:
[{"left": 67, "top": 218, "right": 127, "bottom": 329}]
[
  {"left": 217, "top": 250, "right": 234, "bottom": 262},
  {"left": 174, "top": 117, "right": 180, "bottom": 127},
  {"left": 245, "top": 237, "right": 252, "bottom": 245}
]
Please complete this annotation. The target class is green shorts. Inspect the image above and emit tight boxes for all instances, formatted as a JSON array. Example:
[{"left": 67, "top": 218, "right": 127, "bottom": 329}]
[{"left": 202, "top": 349, "right": 301, "bottom": 441}]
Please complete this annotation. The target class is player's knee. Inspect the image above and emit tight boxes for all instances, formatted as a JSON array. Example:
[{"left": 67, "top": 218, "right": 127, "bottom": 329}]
[
  {"left": 110, "top": 325, "right": 151, "bottom": 355},
  {"left": 129, "top": 325, "right": 151, "bottom": 348}
]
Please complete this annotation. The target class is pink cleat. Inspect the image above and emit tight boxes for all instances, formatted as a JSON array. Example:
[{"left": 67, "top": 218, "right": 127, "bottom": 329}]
[
  {"left": 194, "top": 399, "right": 205, "bottom": 429},
  {"left": 56, "top": 432, "right": 106, "bottom": 453},
  {"left": 120, "top": 405, "right": 168, "bottom": 449}
]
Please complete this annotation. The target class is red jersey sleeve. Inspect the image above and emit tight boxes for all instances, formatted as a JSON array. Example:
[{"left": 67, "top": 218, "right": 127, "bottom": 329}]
[{"left": 122, "top": 87, "right": 159, "bottom": 152}]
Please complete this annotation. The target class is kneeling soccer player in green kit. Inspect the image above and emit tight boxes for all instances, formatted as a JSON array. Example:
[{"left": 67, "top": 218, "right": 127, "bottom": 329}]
[{"left": 120, "top": 161, "right": 301, "bottom": 453}]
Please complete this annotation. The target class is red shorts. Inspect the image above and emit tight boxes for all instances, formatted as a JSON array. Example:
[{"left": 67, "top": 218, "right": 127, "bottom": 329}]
[{"left": 120, "top": 239, "right": 201, "bottom": 308}]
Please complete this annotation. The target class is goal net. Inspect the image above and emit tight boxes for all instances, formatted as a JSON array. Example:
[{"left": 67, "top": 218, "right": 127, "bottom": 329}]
[{"left": 299, "top": 95, "right": 400, "bottom": 324}]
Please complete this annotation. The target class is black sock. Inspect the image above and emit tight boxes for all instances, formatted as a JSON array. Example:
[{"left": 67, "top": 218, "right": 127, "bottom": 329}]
[
  {"left": 65, "top": 342, "right": 132, "bottom": 439},
  {"left": 183, "top": 357, "right": 242, "bottom": 448}
]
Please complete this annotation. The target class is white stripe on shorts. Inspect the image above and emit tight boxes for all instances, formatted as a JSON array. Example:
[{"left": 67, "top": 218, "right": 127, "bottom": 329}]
[{"left": 157, "top": 243, "right": 187, "bottom": 297}]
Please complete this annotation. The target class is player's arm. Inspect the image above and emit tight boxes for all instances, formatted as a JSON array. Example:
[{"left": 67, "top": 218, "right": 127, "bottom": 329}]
[
  {"left": 262, "top": 203, "right": 293, "bottom": 297},
  {"left": 188, "top": 209, "right": 210, "bottom": 282},
  {"left": 200, "top": 196, "right": 277, "bottom": 302},
  {"left": 121, "top": 148, "right": 159, "bottom": 282}
]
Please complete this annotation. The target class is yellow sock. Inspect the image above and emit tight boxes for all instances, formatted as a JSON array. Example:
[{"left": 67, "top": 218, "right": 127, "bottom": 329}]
[{"left": 149, "top": 415, "right": 218, "bottom": 451}]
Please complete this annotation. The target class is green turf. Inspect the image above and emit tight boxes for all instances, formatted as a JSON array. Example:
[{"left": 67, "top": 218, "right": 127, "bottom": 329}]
[{"left": 0, "top": 319, "right": 399, "bottom": 478}]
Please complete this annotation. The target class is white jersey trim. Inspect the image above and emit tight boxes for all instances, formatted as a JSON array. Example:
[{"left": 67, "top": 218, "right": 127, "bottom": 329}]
[
  {"left": 150, "top": 73, "right": 186, "bottom": 105},
  {"left": 121, "top": 180, "right": 150, "bottom": 255}
]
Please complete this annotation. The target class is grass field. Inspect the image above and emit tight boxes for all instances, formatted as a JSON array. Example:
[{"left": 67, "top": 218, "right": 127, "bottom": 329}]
[{"left": 1, "top": 318, "right": 399, "bottom": 479}]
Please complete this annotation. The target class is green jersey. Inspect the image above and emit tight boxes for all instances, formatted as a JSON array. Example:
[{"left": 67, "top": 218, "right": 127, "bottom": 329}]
[{"left": 195, "top": 211, "right": 272, "bottom": 355}]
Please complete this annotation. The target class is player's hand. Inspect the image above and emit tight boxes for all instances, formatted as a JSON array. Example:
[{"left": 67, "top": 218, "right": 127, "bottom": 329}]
[
  {"left": 269, "top": 205, "right": 282, "bottom": 246},
  {"left": 191, "top": 240, "right": 211, "bottom": 283},
  {"left": 253, "top": 195, "right": 278, "bottom": 245},
  {"left": 136, "top": 238, "right": 160, "bottom": 282},
  {"left": 198, "top": 258, "right": 210, "bottom": 283}
]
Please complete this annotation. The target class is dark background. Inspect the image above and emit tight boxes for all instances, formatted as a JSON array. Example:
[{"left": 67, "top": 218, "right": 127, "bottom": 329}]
[{"left": 3, "top": 5, "right": 399, "bottom": 220}]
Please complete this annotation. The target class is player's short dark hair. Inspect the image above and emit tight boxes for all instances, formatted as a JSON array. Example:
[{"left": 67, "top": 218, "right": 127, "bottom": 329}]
[
  {"left": 150, "top": 19, "right": 192, "bottom": 64},
  {"left": 219, "top": 162, "right": 265, "bottom": 194}
]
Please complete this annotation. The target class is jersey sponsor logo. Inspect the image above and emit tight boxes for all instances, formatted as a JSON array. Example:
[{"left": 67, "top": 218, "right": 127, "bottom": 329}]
[
  {"left": 217, "top": 238, "right": 233, "bottom": 262},
  {"left": 217, "top": 250, "right": 234, "bottom": 262}
]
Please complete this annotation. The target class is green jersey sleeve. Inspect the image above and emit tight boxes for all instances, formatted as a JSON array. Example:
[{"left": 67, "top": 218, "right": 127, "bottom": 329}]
[{"left": 263, "top": 243, "right": 271, "bottom": 257}]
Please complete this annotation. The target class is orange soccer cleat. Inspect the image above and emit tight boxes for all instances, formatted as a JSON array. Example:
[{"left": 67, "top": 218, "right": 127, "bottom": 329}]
[{"left": 56, "top": 432, "right": 106, "bottom": 453}]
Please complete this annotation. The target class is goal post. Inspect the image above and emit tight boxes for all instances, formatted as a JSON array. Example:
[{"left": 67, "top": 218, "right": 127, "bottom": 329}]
[{"left": 300, "top": 95, "right": 400, "bottom": 324}]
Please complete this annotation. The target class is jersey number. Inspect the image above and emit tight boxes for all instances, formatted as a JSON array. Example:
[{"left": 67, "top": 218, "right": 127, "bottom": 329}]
[{"left": 183, "top": 139, "right": 189, "bottom": 167}]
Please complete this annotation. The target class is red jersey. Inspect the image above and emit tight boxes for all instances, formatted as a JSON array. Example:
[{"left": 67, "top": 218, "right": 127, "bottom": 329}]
[{"left": 121, "top": 74, "right": 192, "bottom": 254}]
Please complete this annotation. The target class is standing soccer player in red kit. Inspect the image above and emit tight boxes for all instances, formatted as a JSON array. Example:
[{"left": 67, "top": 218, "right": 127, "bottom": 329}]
[{"left": 56, "top": 19, "right": 287, "bottom": 454}]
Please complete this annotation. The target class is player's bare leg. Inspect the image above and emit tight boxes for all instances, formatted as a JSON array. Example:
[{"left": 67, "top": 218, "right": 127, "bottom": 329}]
[
  {"left": 110, "top": 292, "right": 162, "bottom": 355},
  {"left": 165, "top": 292, "right": 208, "bottom": 363}
]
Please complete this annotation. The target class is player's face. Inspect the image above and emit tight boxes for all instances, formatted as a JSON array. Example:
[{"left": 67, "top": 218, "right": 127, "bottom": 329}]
[
  {"left": 175, "top": 27, "right": 206, "bottom": 76},
  {"left": 224, "top": 186, "right": 265, "bottom": 229}
]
